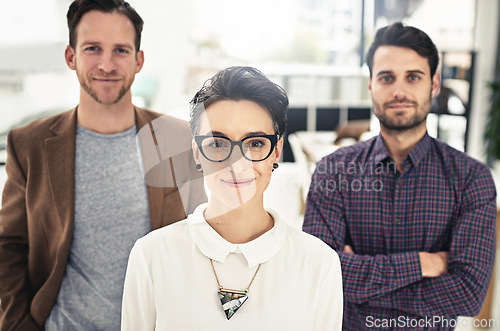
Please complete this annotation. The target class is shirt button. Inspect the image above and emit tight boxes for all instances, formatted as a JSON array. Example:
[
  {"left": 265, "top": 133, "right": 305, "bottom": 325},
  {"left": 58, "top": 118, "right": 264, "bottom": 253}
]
[
  {"left": 397, "top": 179, "right": 403, "bottom": 186},
  {"left": 395, "top": 219, "right": 402, "bottom": 225}
]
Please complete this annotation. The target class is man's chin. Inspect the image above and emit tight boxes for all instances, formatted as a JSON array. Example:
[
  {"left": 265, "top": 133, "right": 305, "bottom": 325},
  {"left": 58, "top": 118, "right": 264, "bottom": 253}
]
[
  {"left": 380, "top": 118, "right": 426, "bottom": 132},
  {"left": 95, "top": 97, "right": 122, "bottom": 105},
  {"left": 89, "top": 91, "right": 128, "bottom": 105}
]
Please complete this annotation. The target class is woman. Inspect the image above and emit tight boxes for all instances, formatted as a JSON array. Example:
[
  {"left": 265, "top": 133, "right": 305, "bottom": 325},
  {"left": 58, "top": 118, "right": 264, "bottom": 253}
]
[{"left": 121, "top": 66, "right": 343, "bottom": 330}]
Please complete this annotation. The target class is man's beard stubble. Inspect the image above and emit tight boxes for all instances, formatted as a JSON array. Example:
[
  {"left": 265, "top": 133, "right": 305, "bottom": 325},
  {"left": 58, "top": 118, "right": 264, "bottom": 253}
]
[
  {"left": 80, "top": 79, "right": 131, "bottom": 105},
  {"left": 373, "top": 92, "right": 432, "bottom": 133}
]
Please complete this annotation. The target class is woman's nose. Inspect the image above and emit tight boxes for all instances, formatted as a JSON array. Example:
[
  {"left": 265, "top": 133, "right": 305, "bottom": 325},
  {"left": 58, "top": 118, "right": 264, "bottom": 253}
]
[{"left": 226, "top": 145, "right": 250, "bottom": 173}]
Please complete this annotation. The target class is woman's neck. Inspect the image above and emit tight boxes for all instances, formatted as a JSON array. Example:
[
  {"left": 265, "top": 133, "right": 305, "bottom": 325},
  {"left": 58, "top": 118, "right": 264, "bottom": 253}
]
[{"left": 204, "top": 197, "right": 274, "bottom": 244}]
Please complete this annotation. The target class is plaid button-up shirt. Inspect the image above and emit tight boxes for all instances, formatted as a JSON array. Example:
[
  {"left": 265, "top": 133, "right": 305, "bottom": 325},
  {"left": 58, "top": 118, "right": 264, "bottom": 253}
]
[{"left": 303, "top": 133, "right": 497, "bottom": 330}]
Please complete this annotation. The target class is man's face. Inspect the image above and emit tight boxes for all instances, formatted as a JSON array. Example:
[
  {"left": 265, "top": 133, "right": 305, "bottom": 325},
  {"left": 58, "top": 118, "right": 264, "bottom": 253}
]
[
  {"left": 65, "top": 10, "right": 144, "bottom": 105},
  {"left": 368, "top": 46, "right": 440, "bottom": 131}
]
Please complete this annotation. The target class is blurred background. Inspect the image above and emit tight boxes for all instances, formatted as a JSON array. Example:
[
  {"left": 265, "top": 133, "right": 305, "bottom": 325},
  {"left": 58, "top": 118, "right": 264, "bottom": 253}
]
[
  {"left": 0, "top": 0, "right": 495, "bottom": 155},
  {"left": 1, "top": 0, "right": 499, "bottom": 329},
  {"left": 0, "top": 0, "right": 490, "bottom": 150}
]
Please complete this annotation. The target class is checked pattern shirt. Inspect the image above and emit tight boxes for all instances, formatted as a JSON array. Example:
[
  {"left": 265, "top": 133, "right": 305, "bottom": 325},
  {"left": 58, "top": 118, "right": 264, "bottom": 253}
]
[{"left": 303, "top": 133, "right": 497, "bottom": 330}]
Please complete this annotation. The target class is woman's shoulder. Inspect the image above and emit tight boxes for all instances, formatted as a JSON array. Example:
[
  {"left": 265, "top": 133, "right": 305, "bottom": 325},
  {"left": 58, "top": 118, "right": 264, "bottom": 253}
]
[
  {"left": 286, "top": 225, "right": 340, "bottom": 262},
  {"left": 126, "top": 219, "right": 195, "bottom": 278},
  {"left": 279, "top": 225, "right": 341, "bottom": 285},
  {"left": 135, "top": 218, "right": 191, "bottom": 250}
]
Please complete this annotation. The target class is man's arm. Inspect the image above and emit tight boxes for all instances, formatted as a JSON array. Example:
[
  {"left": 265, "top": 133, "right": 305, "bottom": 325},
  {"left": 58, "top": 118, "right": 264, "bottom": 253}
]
[
  {"left": 345, "top": 245, "right": 448, "bottom": 277},
  {"left": 364, "top": 165, "right": 496, "bottom": 316},
  {"left": 303, "top": 164, "right": 424, "bottom": 304},
  {"left": 0, "top": 131, "right": 40, "bottom": 330}
]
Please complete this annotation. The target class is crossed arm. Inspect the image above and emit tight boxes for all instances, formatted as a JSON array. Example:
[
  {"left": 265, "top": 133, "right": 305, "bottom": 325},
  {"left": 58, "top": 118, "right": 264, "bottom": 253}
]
[
  {"left": 303, "top": 165, "right": 497, "bottom": 317},
  {"left": 344, "top": 245, "right": 448, "bottom": 277}
]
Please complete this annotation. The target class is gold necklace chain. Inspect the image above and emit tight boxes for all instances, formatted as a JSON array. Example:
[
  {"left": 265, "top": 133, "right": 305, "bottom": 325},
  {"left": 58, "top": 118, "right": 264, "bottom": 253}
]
[{"left": 210, "top": 259, "right": 261, "bottom": 294}]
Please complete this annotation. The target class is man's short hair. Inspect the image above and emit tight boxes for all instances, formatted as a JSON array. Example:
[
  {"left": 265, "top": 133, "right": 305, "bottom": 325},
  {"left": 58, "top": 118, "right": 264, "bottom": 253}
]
[
  {"left": 365, "top": 22, "right": 439, "bottom": 78},
  {"left": 67, "top": 0, "right": 144, "bottom": 52},
  {"left": 189, "top": 66, "right": 289, "bottom": 137}
]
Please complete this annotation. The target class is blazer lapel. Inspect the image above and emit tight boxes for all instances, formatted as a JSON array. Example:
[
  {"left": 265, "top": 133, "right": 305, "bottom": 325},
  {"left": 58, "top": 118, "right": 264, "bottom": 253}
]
[
  {"left": 44, "top": 108, "right": 167, "bottom": 233},
  {"left": 45, "top": 109, "right": 77, "bottom": 233},
  {"left": 135, "top": 108, "right": 165, "bottom": 229}
]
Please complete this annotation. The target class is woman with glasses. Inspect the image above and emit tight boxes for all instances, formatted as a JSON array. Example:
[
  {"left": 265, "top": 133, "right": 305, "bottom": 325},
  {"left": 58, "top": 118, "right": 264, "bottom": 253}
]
[{"left": 121, "top": 66, "right": 343, "bottom": 330}]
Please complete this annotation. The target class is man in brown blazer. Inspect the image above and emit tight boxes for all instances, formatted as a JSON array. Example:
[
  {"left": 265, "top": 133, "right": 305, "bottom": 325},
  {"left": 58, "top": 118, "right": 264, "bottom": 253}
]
[{"left": 0, "top": 0, "right": 206, "bottom": 330}]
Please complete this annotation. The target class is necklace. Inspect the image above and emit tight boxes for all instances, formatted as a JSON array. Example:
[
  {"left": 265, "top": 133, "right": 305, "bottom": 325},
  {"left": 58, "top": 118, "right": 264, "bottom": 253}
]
[{"left": 210, "top": 259, "right": 261, "bottom": 320}]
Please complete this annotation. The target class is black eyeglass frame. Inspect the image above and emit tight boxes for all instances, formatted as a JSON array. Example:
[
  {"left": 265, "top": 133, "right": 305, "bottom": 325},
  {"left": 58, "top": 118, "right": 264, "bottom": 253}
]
[{"left": 194, "top": 134, "right": 279, "bottom": 162}]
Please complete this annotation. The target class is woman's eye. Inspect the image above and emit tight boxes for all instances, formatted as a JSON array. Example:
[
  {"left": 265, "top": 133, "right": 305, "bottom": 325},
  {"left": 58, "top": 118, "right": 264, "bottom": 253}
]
[
  {"left": 247, "top": 140, "right": 264, "bottom": 148},
  {"left": 209, "top": 140, "right": 229, "bottom": 148}
]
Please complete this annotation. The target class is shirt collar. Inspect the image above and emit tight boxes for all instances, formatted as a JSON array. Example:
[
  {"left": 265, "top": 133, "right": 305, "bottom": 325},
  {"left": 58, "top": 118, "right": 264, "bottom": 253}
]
[
  {"left": 372, "top": 134, "right": 392, "bottom": 164},
  {"left": 407, "top": 132, "right": 432, "bottom": 168},
  {"left": 187, "top": 203, "right": 287, "bottom": 268},
  {"left": 371, "top": 132, "right": 431, "bottom": 169}
]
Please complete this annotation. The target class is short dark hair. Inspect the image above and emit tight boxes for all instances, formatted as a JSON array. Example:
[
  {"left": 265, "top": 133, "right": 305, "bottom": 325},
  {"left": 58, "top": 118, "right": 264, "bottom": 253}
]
[
  {"left": 67, "top": 0, "right": 144, "bottom": 53},
  {"left": 365, "top": 22, "right": 439, "bottom": 78},
  {"left": 190, "top": 66, "right": 289, "bottom": 137}
]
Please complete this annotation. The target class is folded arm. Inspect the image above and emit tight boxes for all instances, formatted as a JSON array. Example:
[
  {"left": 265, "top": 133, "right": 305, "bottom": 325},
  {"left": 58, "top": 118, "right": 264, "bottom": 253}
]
[
  {"left": 365, "top": 178, "right": 497, "bottom": 317},
  {"left": 304, "top": 162, "right": 497, "bottom": 317},
  {"left": 303, "top": 170, "right": 424, "bottom": 304}
]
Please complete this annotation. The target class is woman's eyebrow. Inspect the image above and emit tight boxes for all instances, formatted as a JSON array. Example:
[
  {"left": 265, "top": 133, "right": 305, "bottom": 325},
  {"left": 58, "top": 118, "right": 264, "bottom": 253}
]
[
  {"left": 201, "top": 131, "right": 271, "bottom": 139},
  {"left": 202, "top": 130, "right": 227, "bottom": 137}
]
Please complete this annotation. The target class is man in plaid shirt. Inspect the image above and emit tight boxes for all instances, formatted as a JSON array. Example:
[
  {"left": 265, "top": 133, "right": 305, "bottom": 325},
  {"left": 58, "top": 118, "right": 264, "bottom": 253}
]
[{"left": 303, "top": 22, "right": 497, "bottom": 330}]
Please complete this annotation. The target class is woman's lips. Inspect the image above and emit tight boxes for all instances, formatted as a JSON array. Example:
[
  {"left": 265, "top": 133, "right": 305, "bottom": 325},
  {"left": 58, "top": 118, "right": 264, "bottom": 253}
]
[{"left": 221, "top": 178, "right": 255, "bottom": 188}]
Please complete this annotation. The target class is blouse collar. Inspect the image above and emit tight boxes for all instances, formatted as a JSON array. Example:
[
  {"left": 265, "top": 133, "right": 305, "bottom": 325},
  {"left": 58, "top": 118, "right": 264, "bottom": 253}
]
[{"left": 187, "top": 203, "right": 287, "bottom": 268}]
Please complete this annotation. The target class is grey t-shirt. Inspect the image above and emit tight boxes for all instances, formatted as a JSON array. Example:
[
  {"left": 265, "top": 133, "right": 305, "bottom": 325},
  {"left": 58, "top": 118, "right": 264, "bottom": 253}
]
[{"left": 46, "top": 124, "right": 150, "bottom": 330}]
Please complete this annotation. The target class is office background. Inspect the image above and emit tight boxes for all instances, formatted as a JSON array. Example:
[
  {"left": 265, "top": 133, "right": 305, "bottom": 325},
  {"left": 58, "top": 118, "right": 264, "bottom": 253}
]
[{"left": 0, "top": 0, "right": 499, "bottom": 329}]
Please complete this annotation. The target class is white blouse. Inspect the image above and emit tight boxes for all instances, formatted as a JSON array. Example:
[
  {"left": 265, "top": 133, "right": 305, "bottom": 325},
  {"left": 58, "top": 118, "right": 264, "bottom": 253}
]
[{"left": 121, "top": 204, "right": 343, "bottom": 330}]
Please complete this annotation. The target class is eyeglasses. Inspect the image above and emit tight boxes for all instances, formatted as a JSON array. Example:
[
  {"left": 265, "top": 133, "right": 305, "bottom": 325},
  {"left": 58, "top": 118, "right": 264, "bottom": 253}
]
[{"left": 194, "top": 135, "right": 278, "bottom": 162}]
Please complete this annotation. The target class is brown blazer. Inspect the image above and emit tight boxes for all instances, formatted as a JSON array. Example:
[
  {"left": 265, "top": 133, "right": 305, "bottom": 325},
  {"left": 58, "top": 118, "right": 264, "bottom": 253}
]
[{"left": 0, "top": 108, "right": 206, "bottom": 330}]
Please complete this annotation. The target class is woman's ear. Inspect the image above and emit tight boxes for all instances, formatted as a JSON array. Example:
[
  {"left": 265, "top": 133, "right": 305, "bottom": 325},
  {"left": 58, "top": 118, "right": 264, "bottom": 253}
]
[
  {"left": 274, "top": 137, "right": 284, "bottom": 163},
  {"left": 192, "top": 139, "right": 200, "bottom": 165}
]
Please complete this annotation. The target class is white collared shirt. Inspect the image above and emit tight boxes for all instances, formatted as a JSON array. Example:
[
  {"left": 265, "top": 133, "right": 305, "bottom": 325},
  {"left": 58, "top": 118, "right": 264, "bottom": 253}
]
[{"left": 122, "top": 204, "right": 343, "bottom": 330}]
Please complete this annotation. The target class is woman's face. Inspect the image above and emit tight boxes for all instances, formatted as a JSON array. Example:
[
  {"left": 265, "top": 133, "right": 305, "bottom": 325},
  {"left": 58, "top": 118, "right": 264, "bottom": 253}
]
[{"left": 193, "top": 100, "right": 283, "bottom": 212}]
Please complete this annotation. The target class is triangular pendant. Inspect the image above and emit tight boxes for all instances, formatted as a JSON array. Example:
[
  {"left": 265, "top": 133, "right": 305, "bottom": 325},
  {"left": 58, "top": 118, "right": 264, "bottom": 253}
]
[{"left": 218, "top": 290, "right": 248, "bottom": 320}]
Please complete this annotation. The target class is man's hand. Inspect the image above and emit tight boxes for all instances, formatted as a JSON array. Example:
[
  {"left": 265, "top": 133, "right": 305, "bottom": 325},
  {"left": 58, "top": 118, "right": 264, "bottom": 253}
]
[
  {"left": 344, "top": 245, "right": 355, "bottom": 254},
  {"left": 419, "top": 251, "right": 448, "bottom": 277}
]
